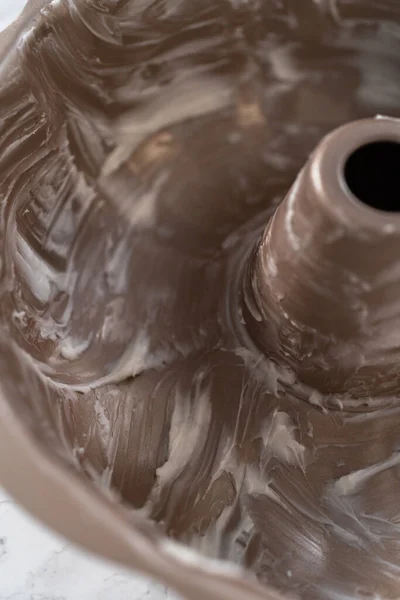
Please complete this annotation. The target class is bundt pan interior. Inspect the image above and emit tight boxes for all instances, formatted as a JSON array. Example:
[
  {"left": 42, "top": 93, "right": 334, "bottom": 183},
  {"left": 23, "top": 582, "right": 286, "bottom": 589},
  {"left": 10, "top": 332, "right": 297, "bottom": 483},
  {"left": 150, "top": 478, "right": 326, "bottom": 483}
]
[{"left": 1, "top": 1, "right": 400, "bottom": 599}]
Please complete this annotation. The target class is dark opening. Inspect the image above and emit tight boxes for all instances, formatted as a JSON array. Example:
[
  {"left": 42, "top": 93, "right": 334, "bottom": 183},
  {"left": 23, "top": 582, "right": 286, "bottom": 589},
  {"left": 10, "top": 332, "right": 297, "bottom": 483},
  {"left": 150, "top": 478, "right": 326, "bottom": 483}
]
[{"left": 343, "top": 141, "right": 400, "bottom": 212}]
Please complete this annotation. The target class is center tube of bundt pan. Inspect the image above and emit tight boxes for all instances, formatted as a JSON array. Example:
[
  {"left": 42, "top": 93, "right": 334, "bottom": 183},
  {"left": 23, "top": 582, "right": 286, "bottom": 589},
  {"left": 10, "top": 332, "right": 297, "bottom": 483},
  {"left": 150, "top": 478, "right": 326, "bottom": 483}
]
[{"left": 243, "top": 118, "right": 400, "bottom": 402}]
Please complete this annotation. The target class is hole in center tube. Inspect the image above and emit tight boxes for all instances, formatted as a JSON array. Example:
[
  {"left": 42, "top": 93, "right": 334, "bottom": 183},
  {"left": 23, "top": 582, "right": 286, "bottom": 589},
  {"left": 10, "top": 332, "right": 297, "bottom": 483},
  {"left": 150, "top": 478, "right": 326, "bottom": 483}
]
[{"left": 343, "top": 141, "right": 400, "bottom": 212}]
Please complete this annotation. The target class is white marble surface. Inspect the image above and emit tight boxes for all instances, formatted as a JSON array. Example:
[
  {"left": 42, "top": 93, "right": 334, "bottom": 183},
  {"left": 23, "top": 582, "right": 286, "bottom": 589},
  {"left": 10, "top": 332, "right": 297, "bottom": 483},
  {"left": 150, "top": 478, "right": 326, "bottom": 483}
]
[
  {"left": 0, "top": 486, "right": 176, "bottom": 600},
  {"left": 0, "top": 0, "right": 24, "bottom": 31},
  {"left": 0, "top": 1, "right": 173, "bottom": 598}
]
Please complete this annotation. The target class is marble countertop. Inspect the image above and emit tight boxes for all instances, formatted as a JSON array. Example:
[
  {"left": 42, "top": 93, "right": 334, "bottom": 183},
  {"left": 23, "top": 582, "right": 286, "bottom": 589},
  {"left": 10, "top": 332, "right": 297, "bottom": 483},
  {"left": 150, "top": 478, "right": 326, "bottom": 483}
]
[
  {"left": 0, "top": 2, "right": 173, "bottom": 599},
  {"left": 0, "top": 487, "right": 175, "bottom": 600}
]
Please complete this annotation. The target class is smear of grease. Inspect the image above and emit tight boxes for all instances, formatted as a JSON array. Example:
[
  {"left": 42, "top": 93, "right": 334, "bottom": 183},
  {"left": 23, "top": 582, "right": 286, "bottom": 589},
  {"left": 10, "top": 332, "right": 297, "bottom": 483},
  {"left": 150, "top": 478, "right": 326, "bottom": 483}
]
[{"left": 1, "top": 1, "right": 400, "bottom": 599}]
